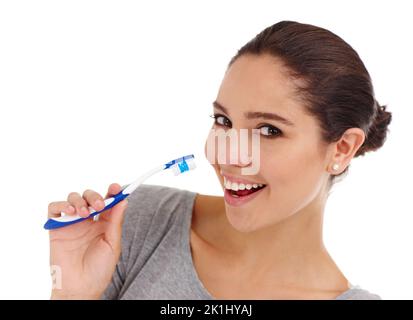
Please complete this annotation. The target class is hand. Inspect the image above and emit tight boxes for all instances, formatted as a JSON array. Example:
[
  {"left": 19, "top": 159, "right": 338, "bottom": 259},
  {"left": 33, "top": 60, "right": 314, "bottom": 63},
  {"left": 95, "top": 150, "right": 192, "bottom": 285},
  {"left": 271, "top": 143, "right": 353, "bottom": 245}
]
[{"left": 48, "top": 183, "right": 127, "bottom": 299}]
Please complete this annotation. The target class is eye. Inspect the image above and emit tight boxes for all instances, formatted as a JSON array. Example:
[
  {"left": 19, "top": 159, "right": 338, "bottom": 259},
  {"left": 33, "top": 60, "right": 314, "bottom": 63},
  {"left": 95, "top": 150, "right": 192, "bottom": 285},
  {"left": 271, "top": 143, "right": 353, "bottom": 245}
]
[
  {"left": 258, "top": 125, "right": 282, "bottom": 138},
  {"left": 210, "top": 114, "right": 232, "bottom": 128}
]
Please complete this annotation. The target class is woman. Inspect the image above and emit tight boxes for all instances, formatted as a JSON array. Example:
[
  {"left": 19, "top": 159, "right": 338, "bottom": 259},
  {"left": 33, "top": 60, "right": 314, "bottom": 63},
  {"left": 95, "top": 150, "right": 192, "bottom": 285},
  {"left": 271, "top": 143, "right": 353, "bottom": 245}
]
[{"left": 48, "top": 21, "right": 391, "bottom": 299}]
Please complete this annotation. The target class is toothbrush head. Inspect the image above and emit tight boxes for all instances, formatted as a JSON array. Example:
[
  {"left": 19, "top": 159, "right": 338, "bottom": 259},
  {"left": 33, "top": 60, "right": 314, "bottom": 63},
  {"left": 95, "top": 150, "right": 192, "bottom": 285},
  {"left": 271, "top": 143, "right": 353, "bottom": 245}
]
[{"left": 165, "top": 154, "right": 196, "bottom": 175}]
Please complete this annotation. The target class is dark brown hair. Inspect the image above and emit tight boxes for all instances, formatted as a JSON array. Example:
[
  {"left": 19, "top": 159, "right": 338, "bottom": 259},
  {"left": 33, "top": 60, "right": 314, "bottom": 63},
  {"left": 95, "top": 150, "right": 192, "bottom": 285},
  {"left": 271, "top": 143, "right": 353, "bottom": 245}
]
[{"left": 228, "top": 20, "right": 392, "bottom": 188}]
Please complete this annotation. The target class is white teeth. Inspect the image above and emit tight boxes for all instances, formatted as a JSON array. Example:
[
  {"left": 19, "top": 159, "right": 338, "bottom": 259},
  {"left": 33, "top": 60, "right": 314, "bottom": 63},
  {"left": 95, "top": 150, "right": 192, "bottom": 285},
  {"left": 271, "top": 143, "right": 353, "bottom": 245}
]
[
  {"left": 223, "top": 177, "right": 265, "bottom": 190},
  {"left": 225, "top": 179, "right": 232, "bottom": 189}
]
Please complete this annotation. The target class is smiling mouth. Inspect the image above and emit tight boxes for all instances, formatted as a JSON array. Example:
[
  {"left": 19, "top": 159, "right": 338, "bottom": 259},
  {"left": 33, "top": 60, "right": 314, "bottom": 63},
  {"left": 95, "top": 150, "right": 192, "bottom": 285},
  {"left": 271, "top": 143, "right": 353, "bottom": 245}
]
[
  {"left": 223, "top": 175, "right": 267, "bottom": 197},
  {"left": 228, "top": 185, "right": 266, "bottom": 197}
]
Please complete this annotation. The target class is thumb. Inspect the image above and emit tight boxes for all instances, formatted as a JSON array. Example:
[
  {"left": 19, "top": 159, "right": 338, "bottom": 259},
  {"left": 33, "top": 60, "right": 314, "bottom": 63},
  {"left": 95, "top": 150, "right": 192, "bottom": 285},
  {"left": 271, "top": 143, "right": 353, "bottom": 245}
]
[{"left": 102, "top": 199, "right": 128, "bottom": 252}]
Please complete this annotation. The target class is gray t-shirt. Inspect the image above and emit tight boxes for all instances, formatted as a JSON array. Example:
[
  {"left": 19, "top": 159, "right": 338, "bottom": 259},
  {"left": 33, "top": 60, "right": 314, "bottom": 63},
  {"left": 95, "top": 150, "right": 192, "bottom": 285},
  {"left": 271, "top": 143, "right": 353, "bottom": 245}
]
[{"left": 101, "top": 184, "right": 381, "bottom": 300}]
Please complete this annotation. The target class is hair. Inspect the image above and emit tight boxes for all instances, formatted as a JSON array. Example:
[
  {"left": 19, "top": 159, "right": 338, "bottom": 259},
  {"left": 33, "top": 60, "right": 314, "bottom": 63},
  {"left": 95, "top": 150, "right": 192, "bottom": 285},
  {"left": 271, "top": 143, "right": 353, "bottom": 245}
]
[{"left": 228, "top": 20, "right": 392, "bottom": 189}]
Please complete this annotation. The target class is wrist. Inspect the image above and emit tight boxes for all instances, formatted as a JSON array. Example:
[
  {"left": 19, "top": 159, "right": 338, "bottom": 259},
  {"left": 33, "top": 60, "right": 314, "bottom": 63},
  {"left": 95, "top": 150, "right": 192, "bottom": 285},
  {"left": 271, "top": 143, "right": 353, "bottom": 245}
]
[{"left": 50, "top": 290, "right": 101, "bottom": 300}]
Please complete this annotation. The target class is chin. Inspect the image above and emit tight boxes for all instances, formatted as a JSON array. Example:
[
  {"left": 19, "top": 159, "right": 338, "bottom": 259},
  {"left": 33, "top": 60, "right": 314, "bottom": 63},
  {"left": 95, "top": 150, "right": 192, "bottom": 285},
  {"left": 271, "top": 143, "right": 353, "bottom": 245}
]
[
  {"left": 225, "top": 205, "right": 291, "bottom": 234},
  {"left": 224, "top": 206, "right": 262, "bottom": 233}
]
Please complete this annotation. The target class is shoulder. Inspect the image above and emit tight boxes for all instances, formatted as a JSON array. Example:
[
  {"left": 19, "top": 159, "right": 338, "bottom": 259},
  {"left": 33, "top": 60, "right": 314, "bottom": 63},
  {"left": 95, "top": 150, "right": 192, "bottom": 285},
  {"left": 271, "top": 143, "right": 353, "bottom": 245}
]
[
  {"left": 120, "top": 184, "right": 197, "bottom": 255},
  {"left": 335, "top": 286, "right": 382, "bottom": 300},
  {"left": 101, "top": 184, "right": 197, "bottom": 299},
  {"left": 124, "top": 183, "right": 197, "bottom": 232},
  {"left": 125, "top": 183, "right": 195, "bottom": 218}
]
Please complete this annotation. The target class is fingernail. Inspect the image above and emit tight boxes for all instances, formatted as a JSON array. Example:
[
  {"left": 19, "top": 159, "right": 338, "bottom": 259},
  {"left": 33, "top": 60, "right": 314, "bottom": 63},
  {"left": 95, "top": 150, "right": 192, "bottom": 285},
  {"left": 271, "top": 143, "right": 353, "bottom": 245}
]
[
  {"left": 95, "top": 200, "right": 103, "bottom": 209},
  {"left": 67, "top": 206, "right": 74, "bottom": 213},
  {"left": 81, "top": 206, "right": 89, "bottom": 215}
]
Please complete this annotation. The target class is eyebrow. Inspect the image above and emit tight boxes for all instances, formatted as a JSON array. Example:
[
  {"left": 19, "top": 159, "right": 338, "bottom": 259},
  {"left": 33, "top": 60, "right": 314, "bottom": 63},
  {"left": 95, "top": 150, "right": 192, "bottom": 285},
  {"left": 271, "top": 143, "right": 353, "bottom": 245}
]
[{"left": 212, "top": 101, "right": 295, "bottom": 127}]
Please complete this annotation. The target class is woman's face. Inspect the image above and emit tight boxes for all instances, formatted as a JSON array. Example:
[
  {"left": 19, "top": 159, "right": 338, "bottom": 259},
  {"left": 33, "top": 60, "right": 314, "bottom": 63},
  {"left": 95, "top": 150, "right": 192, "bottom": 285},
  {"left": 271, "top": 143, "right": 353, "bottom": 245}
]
[{"left": 205, "top": 54, "right": 333, "bottom": 233}]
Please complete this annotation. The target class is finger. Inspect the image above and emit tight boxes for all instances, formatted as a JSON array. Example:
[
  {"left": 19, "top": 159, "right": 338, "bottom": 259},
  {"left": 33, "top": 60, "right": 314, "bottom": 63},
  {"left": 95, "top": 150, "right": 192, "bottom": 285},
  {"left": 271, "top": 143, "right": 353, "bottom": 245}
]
[
  {"left": 67, "top": 192, "right": 90, "bottom": 218},
  {"left": 103, "top": 199, "right": 127, "bottom": 252},
  {"left": 47, "top": 201, "right": 76, "bottom": 218},
  {"left": 82, "top": 189, "right": 105, "bottom": 212},
  {"left": 105, "top": 183, "right": 122, "bottom": 199},
  {"left": 97, "top": 183, "right": 124, "bottom": 223}
]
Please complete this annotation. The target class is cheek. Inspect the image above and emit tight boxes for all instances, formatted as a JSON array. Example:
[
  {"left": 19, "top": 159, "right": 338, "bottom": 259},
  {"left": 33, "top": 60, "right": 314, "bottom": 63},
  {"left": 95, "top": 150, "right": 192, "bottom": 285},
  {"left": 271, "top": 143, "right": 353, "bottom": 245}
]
[
  {"left": 204, "top": 137, "right": 216, "bottom": 166},
  {"left": 204, "top": 138, "right": 223, "bottom": 183},
  {"left": 204, "top": 129, "right": 219, "bottom": 165},
  {"left": 263, "top": 139, "right": 323, "bottom": 182},
  {"left": 260, "top": 140, "right": 325, "bottom": 201},
  {"left": 263, "top": 145, "right": 326, "bottom": 213}
]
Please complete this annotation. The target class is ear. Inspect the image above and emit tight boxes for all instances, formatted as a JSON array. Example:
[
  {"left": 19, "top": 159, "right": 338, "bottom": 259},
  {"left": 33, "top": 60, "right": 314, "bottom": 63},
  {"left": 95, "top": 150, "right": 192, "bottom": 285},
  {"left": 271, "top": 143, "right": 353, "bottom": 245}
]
[{"left": 328, "top": 128, "right": 366, "bottom": 174}]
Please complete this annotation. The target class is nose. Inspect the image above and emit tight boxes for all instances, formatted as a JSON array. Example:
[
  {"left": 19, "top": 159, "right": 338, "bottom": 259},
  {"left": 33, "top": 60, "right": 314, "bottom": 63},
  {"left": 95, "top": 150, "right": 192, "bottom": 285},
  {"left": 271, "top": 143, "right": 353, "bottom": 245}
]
[{"left": 206, "top": 127, "right": 256, "bottom": 167}]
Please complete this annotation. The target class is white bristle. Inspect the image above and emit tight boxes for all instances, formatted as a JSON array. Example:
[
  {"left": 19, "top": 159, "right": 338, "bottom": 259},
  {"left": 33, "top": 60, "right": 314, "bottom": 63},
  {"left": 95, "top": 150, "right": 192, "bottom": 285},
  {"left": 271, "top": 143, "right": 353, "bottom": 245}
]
[
  {"left": 186, "top": 158, "right": 196, "bottom": 170},
  {"left": 171, "top": 164, "right": 181, "bottom": 176},
  {"left": 170, "top": 158, "right": 196, "bottom": 176}
]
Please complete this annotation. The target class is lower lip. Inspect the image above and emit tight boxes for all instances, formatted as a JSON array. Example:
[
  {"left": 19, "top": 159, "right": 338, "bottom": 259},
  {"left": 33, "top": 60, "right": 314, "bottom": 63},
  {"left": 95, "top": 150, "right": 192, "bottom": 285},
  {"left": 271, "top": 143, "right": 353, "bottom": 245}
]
[{"left": 224, "top": 186, "right": 266, "bottom": 207}]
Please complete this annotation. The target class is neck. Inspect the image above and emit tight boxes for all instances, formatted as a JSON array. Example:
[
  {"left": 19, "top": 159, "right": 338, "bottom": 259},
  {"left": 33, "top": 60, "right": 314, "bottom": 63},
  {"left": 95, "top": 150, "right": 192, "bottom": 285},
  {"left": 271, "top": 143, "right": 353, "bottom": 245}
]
[{"left": 213, "top": 188, "right": 348, "bottom": 290}]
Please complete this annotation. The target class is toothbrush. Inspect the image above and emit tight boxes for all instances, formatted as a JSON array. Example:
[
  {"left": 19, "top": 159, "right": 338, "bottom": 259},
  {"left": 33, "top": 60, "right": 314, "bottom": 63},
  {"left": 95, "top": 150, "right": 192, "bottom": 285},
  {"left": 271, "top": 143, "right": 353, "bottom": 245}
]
[{"left": 44, "top": 154, "right": 196, "bottom": 230}]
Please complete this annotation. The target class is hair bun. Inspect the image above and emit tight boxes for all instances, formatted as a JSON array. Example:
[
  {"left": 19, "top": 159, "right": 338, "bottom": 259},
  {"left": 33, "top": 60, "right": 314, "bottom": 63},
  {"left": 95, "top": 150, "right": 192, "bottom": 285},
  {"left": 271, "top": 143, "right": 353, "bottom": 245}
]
[{"left": 356, "top": 101, "right": 392, "bottom": 156}]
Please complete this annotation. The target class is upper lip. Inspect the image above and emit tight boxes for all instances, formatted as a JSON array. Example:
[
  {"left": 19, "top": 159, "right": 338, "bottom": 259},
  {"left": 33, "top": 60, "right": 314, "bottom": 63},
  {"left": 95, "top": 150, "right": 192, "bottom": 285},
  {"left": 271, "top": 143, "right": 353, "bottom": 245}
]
[{"left": 220, "top": 172, "right": 266, "bottom": 185}]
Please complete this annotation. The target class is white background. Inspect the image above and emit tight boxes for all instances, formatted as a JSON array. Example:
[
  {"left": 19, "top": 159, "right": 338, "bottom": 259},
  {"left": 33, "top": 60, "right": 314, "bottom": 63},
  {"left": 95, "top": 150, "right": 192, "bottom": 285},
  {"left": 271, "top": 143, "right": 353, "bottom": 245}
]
[{"left": 0, "top": 0, "right": 411, "bottom": 299}]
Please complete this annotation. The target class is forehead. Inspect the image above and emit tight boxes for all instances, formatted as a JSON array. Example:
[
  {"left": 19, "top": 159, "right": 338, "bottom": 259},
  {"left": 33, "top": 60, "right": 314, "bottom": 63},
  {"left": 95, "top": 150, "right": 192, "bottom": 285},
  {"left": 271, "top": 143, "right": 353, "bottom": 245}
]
[{"left": 217, "top": 54, "right": 305, "bottom": 120}]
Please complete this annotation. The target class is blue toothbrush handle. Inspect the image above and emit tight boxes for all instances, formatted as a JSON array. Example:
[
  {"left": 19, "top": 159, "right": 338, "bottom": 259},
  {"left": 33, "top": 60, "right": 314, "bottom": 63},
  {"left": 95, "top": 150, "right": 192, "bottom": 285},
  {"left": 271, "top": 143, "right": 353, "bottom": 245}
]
[
  {"left": 44, "top": 190, "right": 129, "bottom": 230},
  {"left": 99, "top": 191, "right": 129, "bottom": 212}
]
